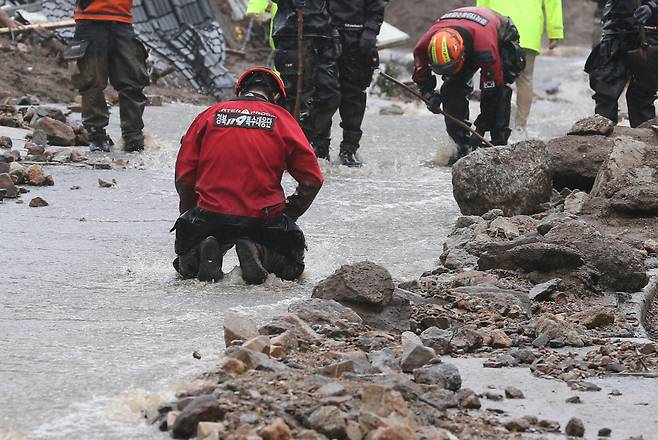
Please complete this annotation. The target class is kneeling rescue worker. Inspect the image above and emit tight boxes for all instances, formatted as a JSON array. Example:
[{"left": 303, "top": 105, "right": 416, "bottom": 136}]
[
  {"left": 173, "top": 68, "right": 324, "bottom": 284},
  {"left": 413, "top": 7, "right": 525, "bottom": 163}
]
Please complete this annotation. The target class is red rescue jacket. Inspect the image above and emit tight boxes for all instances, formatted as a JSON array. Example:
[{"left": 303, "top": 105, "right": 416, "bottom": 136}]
[
  {"left": 75, "top": 0, "right": 133, "bottom": 24},
  {"left": 175, "top": 96, "right": 324, "bottom": 219},
  {"left": 413, "top": 7, "right": 506, "bottom": 91}
]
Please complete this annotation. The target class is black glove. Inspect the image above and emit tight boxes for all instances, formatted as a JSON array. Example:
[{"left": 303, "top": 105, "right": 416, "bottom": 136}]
[
  {"left": 635, "top": 4, "right": 654, "bottom": 24},
  {"left": 359, "top": 29, "right": 378, "bottom": 55},
  {"left": 425, "top": 92, "right": 443, "bottom": 114},
  {"left": 291, "top": 0, "right": 306, "bottom": 9}
]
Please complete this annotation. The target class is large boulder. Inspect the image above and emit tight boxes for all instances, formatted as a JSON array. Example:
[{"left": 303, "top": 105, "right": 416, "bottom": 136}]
[
  {"left": 452, "top": 141, "right": 552, "bottom": 216},
  {"left": 543, "top": 221, "right": 648, "bottom": 292},
  {"left": 590, "top": 136, "right": 658, "bottom": 215},
  {"left": 312, "top": 262, "right": 410, "bottom": 332},
  {"left": 546, "top": 135, "right": 614, "bottom": 191}
]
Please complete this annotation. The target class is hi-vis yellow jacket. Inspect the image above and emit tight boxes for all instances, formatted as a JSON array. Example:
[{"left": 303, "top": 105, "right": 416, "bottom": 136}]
[
  {"left": 476, "top": 0, "right": 564, "bottom": 53},
  {"left": 247, "top": 0, "right": 278, "bottom": 48}
]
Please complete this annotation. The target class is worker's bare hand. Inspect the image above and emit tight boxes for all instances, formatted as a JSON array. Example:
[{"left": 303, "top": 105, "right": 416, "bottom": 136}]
[{"left": 548, "top": 39, "right": 560, "bottom": 50}]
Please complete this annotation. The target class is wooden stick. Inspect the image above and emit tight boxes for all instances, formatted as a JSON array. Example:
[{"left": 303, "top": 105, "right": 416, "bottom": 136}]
[
  {"left": 378, "top": 71, "right": 495, "bottom": 149},
  {"left": 0, "top": 19, "right": 76, "bottom": 35}
]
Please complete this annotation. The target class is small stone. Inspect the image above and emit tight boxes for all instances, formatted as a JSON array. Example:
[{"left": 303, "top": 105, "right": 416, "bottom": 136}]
[
  {"left": 608, "top": 389, "right": 622, "bottom": 396},
  {"left": 34, "top": 116, "right": 76, "bottom": 146},
  {"left": 0, "top": 173, "right": 18, "bottom": 198},
  {"left": 0, "top": 136, "right": 12, "bottom": 149},
  {"left": 307, "top": 406, "right": 347, "bottom": 438},
  {"left": 98, "top": 178, "right": 116, "bottom": 188},
  {"left": 578, "top": 307, "right": 615, "bottom": 329},
  {"left": 221, "top": 358, "right": 247, "bottom": 375},
  {"left": 25, "top": 165, "right": 52, "bottom": 186},
  {"left": 197, "top": 422, "right": 224, "bottom": 440},
  {"left": 400, "top": 343, "right": 436, "bottom": 372},
  {"left": 166, "top": 411, "right": 180, "bottom": 431},
  {"left": 538, "top": 420, "right": 560, "bottom": 432},
  {"left": 505, "top": 417, "right": 530, "bottom": 432},
  {"left": 29, "top": 197, "right": 48, "bottom": 207},
  {"left": 510, "top": 349, "right": 536, "bottom": 364},
  {"left": 457, "top": 389, "right": 481, "bottom": 409},
  {"left": 566, "top": 396, "right": 582, "bottom": 404},
  {"left": 568, "top": 381, "right": 601, "bottom": 392},
  {"left": 316, "top": 382, "right": 346, "bottom": 397},
  {"left": 223, "top": 311, "right": 259, "bottom": 346},
  {"left": 484, "top": 391, "right": 503, "bottom": 401},
  {"left": 504, "top": 387, "right": 525, "bottom": 399},
  {"left": 270, "top": 330, "right": 298, "bottom": 358},
  {"left": 70, "top": 149, "right": 86, "bottom": 162},
  {"left": 490, "top": 330, "right": 513, "bottom": 348},
  {"left": 419, "top": 327, "right": 452, "bottom": 354},
  {"left": 413, "top": 363, "right": 462, "bottom": 391},
  {"left": 565, "top": 417, "right": 585, "bottom": 437},
  {"left": 598, "top": 427, "right": 612, "bottom": 437},
  {"left": 639, "top": 343, "right": 656, "bottom": 355},
  {"left": 345, "top": 420, "right": 362, "bottom": 440},
  {"left": 528, "top": 278, "right": 561, "bottom": 301},
  {"left": 260, "top": 418, "right": 292, "bottom": 440},
  {"left": 401, "top": 331, "right": 422, "bottom": 346},
  {"left": 568, "top": 115, "right": 614, "bottom": 136},
  {"left": 242, "top": 335, "right": 270, "bottom": 355},
  {"left": 316, "top": 360, "right": 356, "bottom": 378},
  {"left": 147, "top": 95, "right": 164, "bottom": 106},
  {"left": 171, "top": 395, "right": 222, "bottom": 439},
  {"left": 192, "top": 351, "right": 202, "bottom": 360}
]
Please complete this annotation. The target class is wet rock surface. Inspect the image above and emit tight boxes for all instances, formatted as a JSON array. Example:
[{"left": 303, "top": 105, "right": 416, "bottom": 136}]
[{"left": 452, "top": 140, "right": 553, "bottom": 216}]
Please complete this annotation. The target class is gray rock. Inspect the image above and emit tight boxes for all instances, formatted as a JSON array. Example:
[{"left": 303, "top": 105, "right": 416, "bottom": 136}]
[
  {"left": 452, "top": 140, "right": 553, "bottom": 216},
  {"left": 368, "top": 348, "right": 399, "bottom": 373},
  {"left": 419, "top": 327, "right": 452, "bottom": 355},
  {"left": 533, "top": 315, "right": 586, "bottom": 347},
  {"left": 0, "top": 136, "right": 12, "bottom": 149},
  {"left": 609, "top": 185, "right": 658, "bottom": 215},
  {"left": 400, "top": 343, "right": 435, "bottom": 372},
  {"left": 34, "top": 116, "right": 76, "bottom": 146},
  {"left": 536, "top": 212, "right": 576, "bottom": 235},
  {"left": 532, "top": 334, "right": 549, "bottom": 347},
  {"left": 289, "top": 298, "right": 363, "bottom": 328},
  {"left": 546, "top": 135, "right": 614, "bottom": 191},
  {"left": 223, "top": 311, "right": 259, "bottom": 346},
  {"left": 544, "top": 221, "right": 648, "bottom": 292},
  {"left": 0, "top": 173, "right": 18, "bottom": 198},
  {"left": 565, "top": 417, "right": 585, "bottom": 437},
  {"left": 451, "top": 327, "right": 484, "bottom": 352},
  {"left": 568, "top": 115, "right": 614, "bottom": 136},
  {"left": 312, "top": 261, "right": 394, "bottom": 307},
  {"left": 505, "top": 386, "right": 525, "bottom": 399},
  {"left": 171, "top": 395, "right": 223, "bottom": 439},
  {"left": 413, "top": 363, "right": 462, "bottom": 391},
  {"left": 478, "top": 242, "right": 584, "bottom": 272},
  {"left": 482, "top": 208, "right": 504, "bottom": 221},
  {"left": 529, "top": 279, "right": 562, "bottom": 301},
  {"left": 564, "top": 190, "right": 588, "bottom": 214},
  {"left": 510, "top": 349, "right": 536, "bottom": 364},
  {"left": 307, "top": 406, "right": 347, "bottom": 438},
  {"left": 316, "top": 382, "right": 346, "bottom": 397}
]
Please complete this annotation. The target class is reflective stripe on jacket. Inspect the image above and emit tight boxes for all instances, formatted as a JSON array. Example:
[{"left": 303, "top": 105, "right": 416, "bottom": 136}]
[{"left": 476, "top": 0, "right": 563, "bottom": 53}]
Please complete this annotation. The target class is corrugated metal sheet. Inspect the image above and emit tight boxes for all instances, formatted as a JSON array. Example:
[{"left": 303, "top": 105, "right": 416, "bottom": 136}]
[{"left": 39, "top": 0, "right": 234, "bottom": 95}]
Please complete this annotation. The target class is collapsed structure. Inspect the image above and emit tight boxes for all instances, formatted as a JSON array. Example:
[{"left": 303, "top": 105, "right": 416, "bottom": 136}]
[{"left": 2, "top": 0, "right": 234, "bottom": 95}]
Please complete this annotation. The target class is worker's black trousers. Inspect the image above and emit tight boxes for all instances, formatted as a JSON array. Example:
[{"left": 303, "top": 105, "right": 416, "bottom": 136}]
[
  {"left": 586, "top": 34, "right": 658, "bottom": 127},
  {"left": 172, "top": 207, "right": 306, "bottom": 263},
  {"left": 274, "top": 36, "right": 340, "bottom": 145},
  {"left": 71, "top": 21, "right": 149, "bottom": 144}
]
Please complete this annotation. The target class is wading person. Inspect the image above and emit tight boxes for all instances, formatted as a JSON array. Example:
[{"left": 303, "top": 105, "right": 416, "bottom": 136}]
[
  {"left": 585, "top": 0, "right": 658, "bottom": 127},
  {"left": 271, "top": 0, "right": 341, "bottom": 158},
  {"left": 325, "top": 0, "right": 388, "bottom": 167},
  {"left": 477, "top": 0, "right": 564, "bottom": 136},
  {"left": 173, "top": 68, "right": 324, "bottom": 285},
  {"left": 413, "top": 7, "right": 525, "bottom": 164},
  {"left": 67, "top": 0, "right": 149, "bottom": 152}
]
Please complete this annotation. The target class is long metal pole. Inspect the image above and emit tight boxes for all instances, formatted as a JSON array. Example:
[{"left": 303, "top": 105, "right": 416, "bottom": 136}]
[
  {"left": 293, "top": 8, "right": 304, "bottom": 120},
  {"left": 378, "top": 71, "right": 495, "bottom": 149}
]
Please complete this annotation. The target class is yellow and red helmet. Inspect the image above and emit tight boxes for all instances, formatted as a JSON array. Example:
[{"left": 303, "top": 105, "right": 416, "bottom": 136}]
[
  {"left": 428, "top": 28, "right": 465, "bottom": 75},
  {"left": 235, "top": 67, "right": 286, "bottom": 102}
]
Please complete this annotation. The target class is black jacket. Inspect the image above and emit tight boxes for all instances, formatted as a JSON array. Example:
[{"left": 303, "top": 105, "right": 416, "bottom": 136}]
[
  {"left": 327, "top": 0, "right": 387, "bottom": 34},
  {"left": 602, "top": 0, "right": 658, "bottom": 36},
  {"left": 272, "top": 0, "right": 333, "bottom": 38}
]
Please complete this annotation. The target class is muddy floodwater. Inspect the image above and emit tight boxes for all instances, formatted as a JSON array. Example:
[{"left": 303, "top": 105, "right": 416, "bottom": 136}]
[{"left": 1, "top": 52, "right": 630, "bottom": 439}]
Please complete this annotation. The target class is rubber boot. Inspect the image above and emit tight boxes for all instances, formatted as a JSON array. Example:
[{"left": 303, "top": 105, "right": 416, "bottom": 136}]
[
  {"left": 339, "top": 130, "right": 363, "bottom": 167},
  {"left": 312, "top": 138, "right": 331, "bottom": 161},
  {"left": 89, "top": 129, "right": 114, "bottom": 153},
  {"left": 175, "top": 247, "right": 200, "bottom": 279},
  {"left": 197, "top": 236, "right": 224, "bottom": 282},
  {"left": 236, "top": 239, "right": 269, "bottom": 285}
]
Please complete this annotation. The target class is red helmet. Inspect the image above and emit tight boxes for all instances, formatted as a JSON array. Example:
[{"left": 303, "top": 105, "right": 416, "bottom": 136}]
[
  {"left": 235, "top": 67, "right": 287, "bottom": 102},
  {"left": 428, "top": 28, "right": 465, "bottom": 75}
]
